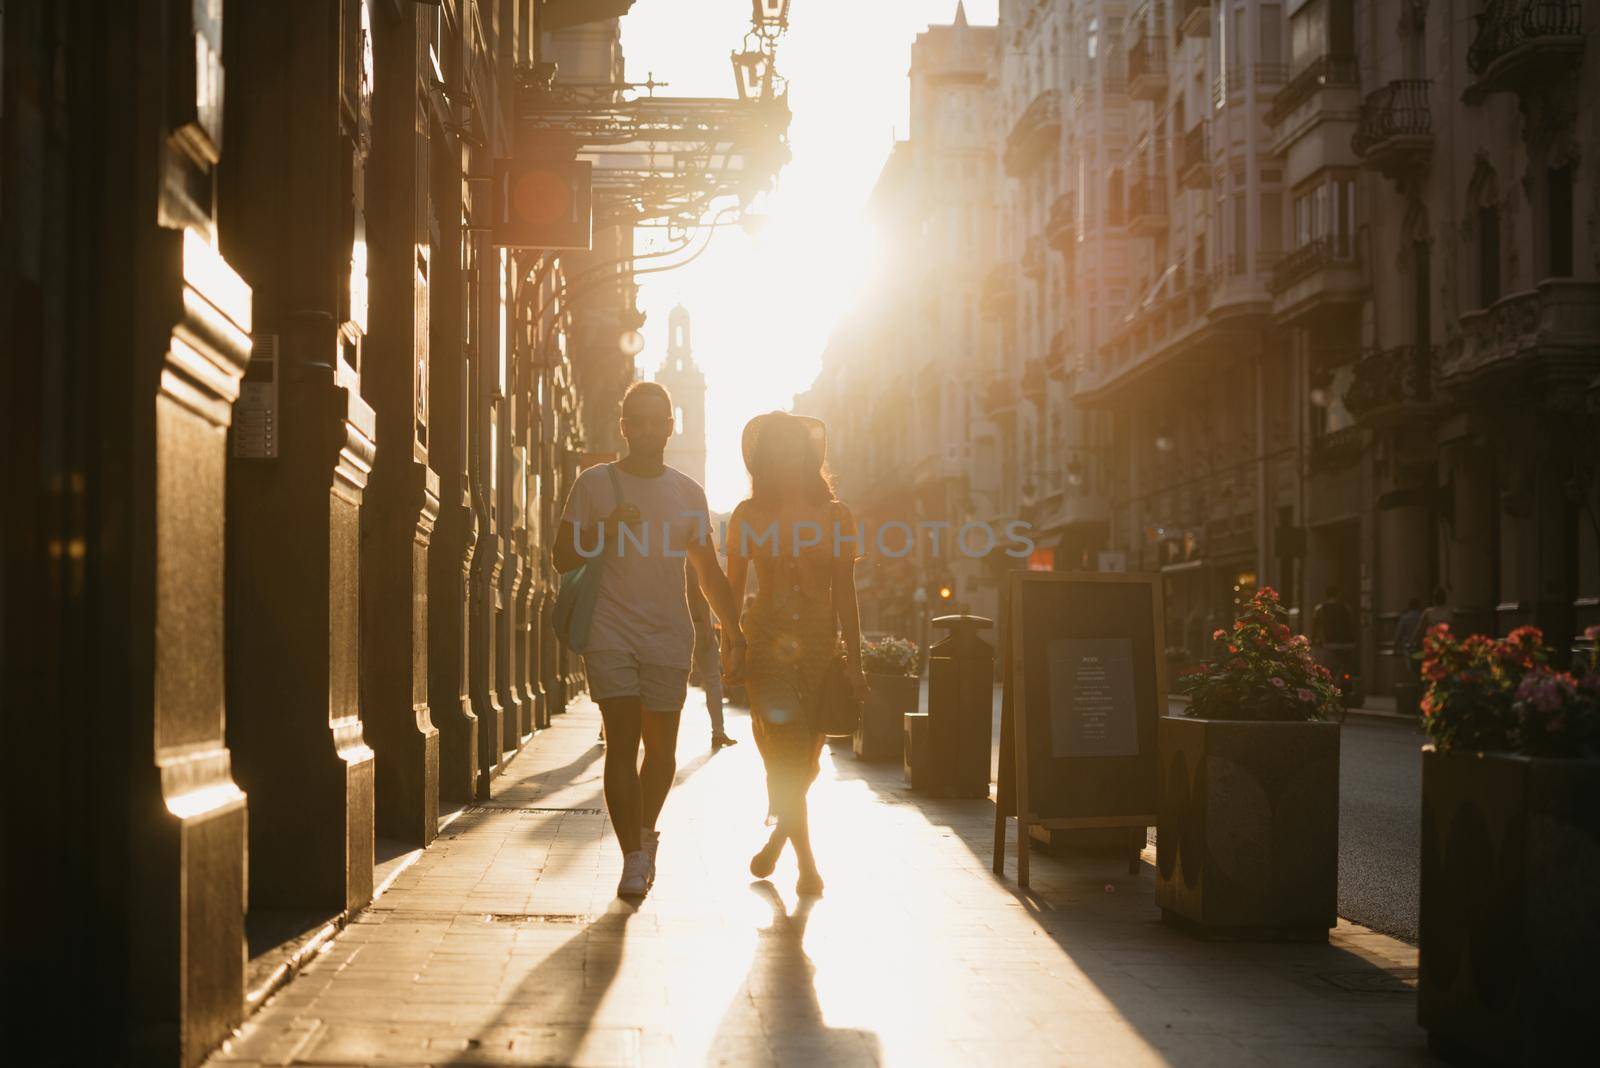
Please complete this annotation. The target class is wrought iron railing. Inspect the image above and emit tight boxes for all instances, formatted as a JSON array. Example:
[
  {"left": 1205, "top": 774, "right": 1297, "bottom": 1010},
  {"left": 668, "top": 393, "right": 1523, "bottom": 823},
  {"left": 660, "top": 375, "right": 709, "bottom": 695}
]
[
  {"left": 1128, "top": 34, "right": 1169, "bottom": 87},
  {"left": 1267, "top": 54, "right": 1359, "bottom": 124},
  {"left": 1268, "top": 235, "right": 1357, "bottom": 293},
  {"left": 1468, "top": 0, "right": 1584, "bottom": 76},
  {"left": 1352, "top": 79, "right": 1432, "bottom": 156},
  {"left": 1127, "top": 176, "right": 1168, "bottom": 222}
]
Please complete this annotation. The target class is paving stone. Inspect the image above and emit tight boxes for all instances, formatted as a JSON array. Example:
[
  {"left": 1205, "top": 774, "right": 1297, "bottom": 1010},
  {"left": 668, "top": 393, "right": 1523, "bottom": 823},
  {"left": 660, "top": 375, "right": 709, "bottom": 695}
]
[{"left": 205, "top": 693, "right": 1437, "bottom": 1067}]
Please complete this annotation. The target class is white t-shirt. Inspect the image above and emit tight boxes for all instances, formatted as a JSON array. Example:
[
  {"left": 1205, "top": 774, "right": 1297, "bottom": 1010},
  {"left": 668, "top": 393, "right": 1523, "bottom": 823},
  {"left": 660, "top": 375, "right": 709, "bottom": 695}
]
[{"left": 557, "top": 462, "right": 711, "bottom": 668}]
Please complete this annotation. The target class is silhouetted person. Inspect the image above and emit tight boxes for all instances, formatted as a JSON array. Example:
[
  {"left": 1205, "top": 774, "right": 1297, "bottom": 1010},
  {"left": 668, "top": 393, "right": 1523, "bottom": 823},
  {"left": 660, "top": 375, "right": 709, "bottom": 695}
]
[
  {"left": 553, "top": 381, "right": 744, "bottom": 898},
  {"left": 726, "top": 412, "right": 869, "bottom": 896},
  {"left": 1393, "top": 596, "right": 1424, "bottom": 678},
  {"left": 1419, "top": 585, "right": 1454, "bottom": 635}
]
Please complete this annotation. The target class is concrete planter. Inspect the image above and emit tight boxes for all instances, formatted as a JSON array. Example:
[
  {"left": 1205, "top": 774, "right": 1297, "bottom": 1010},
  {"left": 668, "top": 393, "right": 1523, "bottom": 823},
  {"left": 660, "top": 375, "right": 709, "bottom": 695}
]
[
  {"left": 1419, "top": 748, "right": 1600, "bottom": 1064},
  {"left": 1157, "top": 716, "right": 1340, "bottom": 940},
  {"left": 856, "top": 673, "right": 919, "bottom": 760}
]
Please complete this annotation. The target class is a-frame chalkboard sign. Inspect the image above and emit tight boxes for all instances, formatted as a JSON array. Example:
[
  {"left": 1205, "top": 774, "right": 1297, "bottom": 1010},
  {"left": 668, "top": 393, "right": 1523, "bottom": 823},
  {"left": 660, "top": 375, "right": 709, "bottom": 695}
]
[{"left": 992, "top": 570, "right": 1167, "bottom": 888}]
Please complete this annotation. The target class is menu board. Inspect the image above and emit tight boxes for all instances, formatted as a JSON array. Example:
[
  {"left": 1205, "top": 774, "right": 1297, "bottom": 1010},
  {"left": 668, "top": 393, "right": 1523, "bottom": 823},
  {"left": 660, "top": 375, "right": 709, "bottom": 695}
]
[
  {"left": 994, "top": 571, "right": 1165, "bottom": 886},
  {"left": 1048, "top": 638, "right": 1138, "bottom": 758}
]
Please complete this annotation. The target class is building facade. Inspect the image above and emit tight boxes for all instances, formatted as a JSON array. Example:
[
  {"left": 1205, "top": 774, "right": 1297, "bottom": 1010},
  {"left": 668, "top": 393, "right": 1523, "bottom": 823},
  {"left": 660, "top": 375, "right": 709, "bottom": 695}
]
[
  {"left": 798, "top": 4, "right": 1003, "bottom": 639},
  {"left": 0, "top": 1, "right": 628, "bottom": 1063},
  {"left": 807, "top": 0, "right": 1598, "bottom": 683}
]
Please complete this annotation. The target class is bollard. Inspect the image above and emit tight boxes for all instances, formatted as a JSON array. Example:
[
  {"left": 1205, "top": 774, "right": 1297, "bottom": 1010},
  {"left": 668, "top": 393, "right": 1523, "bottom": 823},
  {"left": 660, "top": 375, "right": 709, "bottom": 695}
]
[{"left": 924, "top": 614, "right": 994, "bottom": 798}]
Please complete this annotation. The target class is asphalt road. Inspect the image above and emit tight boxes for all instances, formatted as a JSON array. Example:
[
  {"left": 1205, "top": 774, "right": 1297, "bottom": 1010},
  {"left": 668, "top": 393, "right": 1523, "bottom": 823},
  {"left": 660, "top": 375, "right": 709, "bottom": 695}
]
[{"left": 1337, "top": 716, "right": 1425, "bottom": 943}]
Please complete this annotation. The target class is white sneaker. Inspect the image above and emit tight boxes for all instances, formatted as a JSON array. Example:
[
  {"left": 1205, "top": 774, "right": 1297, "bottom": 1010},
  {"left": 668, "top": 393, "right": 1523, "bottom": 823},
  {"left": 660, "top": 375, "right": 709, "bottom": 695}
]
[
  {"left": 641, "top": 829, "right": 660, "bottom": 886},
  {"left": 618, "top": 850, "right": 651, "bottom": 897}
]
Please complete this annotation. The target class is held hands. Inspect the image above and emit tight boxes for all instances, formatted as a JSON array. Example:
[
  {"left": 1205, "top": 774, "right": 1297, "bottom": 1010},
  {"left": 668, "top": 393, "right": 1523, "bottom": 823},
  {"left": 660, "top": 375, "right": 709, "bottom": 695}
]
[
  {"left": 720, "top": 630, "right": 747, "bottom": 686},
  {"left": 847, "top": 661, "right": 870, "bottom": 701}
]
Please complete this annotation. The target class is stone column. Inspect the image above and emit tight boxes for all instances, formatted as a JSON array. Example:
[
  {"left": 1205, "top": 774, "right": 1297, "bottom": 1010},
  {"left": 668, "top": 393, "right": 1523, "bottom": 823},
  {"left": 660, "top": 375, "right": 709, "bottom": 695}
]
[
  {"left": 468, "top": 222, "right": 506, "bottom": 791},
  {"left": 361, "top": 0, "right": 440, "bottom": 844},
  {"left": 221, "top": 0, "right": 377, "bottom": 914},
  {"left": 496, "top": 256, "right": 528, "bottom": 748},
  {"left": 425, "top": 95, "right": 480, "bottom": 803}
]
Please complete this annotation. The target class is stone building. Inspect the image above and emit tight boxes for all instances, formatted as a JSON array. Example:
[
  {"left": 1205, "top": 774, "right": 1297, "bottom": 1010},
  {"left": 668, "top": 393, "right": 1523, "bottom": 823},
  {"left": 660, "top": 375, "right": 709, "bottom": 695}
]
[
  {"left": 655, "top": 304, "right": 709, "bottom": 486},
  {"left": 798, "top": 3, "right": 1003, "bottom": 638},
  {"left": 1017, "top": 0, "right": 1598, "bottom": 683},
  {"left": 0, "top": 1, "right": 624, "bottom": 1063}
]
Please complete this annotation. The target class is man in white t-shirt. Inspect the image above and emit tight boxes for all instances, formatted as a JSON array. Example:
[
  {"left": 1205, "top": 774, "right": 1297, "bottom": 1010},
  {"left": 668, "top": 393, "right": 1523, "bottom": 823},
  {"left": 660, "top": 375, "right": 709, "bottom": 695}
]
[{"left": 554, "top": 381, "right": 744, "bottom": 898}]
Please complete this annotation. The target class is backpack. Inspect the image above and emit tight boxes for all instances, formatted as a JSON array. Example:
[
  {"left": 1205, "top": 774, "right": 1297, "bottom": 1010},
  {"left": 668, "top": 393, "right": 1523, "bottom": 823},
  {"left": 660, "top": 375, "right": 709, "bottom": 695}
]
[{"left": 551, "top": 463, "right": 625, "bottom": 652}]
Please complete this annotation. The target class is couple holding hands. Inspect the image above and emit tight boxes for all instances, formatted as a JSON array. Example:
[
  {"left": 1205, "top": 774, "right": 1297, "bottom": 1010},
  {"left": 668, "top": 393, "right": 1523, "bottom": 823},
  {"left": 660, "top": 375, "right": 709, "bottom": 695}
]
[{"left": 554, "top": 381, "right": 870, "bottom": 899}]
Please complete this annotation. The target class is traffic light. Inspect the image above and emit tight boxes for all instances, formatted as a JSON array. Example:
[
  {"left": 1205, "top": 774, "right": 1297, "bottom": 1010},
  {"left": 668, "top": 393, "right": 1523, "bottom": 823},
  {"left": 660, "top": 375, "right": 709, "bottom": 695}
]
[{"left": 493, "top": 158, "right": 592, "bottom": 250}]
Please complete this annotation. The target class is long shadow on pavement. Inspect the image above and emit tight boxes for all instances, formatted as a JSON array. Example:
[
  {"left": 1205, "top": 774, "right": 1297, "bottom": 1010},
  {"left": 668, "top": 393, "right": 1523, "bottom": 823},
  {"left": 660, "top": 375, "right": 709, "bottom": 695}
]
[
  {"left": 826, "top": 748, "right": 1438, "bottom": 1065},
  {"left": 704, "top": 881, "right": 883, "bottom": 1067}
]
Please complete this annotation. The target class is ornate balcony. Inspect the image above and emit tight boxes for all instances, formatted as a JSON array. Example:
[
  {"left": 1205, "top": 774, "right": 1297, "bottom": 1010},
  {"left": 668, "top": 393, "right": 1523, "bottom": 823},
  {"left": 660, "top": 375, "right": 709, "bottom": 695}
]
[
  {"left": 1255, "top": 63, "right": 1289, "bottom": 93},
  {"left": 1022, "top": 235, "right": 1047, "bottom": 281},
  {"left": 1467, "top": 0, "right": 1585, "bottom": 98},
  {"left": 1269, "top": 236, "right": 1363, "bottom": 322},
  {"left": 979, "top": 263, "right": 1016, "bottom": 319},
  {"left": 1046, "top": 191, "right": 1077, "bottom": 251},
  {"left": 1352, "top": 79, "right": 1432, "bottom": 181},
  {"left": 1343, "top": 346, "right": 1435, "bottom": 425},
  {"left": 1047, "top": 328, "right": 1071, "bottom": 377},
  {"left": 1268, "top": 236, "right": 1358, "bottom": 294},
  {"left": 1179, "top": 0, "right": 1212, "bottom": 39},
  {"left": 1178, "top": 123, "right": 1209, "bottom": 189},
  {"left": 1126, "top": 176, "right": 1169, "bottom": 237},
  {"left": 1128, "top": 34, "right": 1169, "bottom": 101},
  {"left": 1266, "top": 54, "right": 1359, "bottom": 126},
  {"left": 1309, "top": 425, "right": 1364, "bottom": 472},
  {"left": 1002, "top": 88, "right": 1062, "bottom": 177},
  {"left": 1443, "top": 279, "right": 1600, "bottom": 396},
  {"left": 983, "top": 374, "right": 1018, "bottom": 416}
]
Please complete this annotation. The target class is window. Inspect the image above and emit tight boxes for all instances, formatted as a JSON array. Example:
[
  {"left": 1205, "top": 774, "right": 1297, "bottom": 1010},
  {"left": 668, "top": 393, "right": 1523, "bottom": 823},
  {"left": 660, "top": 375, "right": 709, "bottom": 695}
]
[
  {"left": 1478, "top": 205, "right": 1501, "bottom": 306},
  {"left": 1549, "top": 164, "right": 1574, "bottom": 278},
  {"left": 1261, "top": 6, "right": 1283, "bottom": 66}
]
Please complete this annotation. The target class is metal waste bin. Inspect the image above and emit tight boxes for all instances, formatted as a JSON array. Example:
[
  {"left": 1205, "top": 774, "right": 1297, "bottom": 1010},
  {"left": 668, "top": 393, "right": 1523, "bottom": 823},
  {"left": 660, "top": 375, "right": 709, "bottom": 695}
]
[{"left": 924, "top": 614, "right": 994, "bottom": 798}]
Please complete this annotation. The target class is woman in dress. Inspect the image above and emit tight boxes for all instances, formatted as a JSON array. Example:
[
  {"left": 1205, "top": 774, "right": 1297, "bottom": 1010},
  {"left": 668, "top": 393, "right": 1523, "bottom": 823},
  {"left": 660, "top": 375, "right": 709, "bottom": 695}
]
[{"left": 724, "top": 411, "right": 869, "bottom": 895}]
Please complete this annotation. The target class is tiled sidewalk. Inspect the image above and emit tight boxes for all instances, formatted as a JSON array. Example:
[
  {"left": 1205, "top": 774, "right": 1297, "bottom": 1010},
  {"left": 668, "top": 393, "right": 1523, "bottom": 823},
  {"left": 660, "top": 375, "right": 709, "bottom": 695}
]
[{"left": 208, "top": 693, "right": 1435, "bottom": 1067}]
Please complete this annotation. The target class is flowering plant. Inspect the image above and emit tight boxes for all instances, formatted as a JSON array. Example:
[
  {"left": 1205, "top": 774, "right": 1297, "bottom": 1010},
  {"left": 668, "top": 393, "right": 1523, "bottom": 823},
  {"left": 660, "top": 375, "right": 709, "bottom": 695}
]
[
  {"left": 1418, "top": 624, "right": 1549, "bottom": 752},
  {"left": 1506, "top": 626, "right": 1600, "bottom": 759},
  {"left": 859, "top": 636, "right": 920, "bottom": 676},
  {"left": 1177, "top": 587, "right": 1343, "bottom": 721}
]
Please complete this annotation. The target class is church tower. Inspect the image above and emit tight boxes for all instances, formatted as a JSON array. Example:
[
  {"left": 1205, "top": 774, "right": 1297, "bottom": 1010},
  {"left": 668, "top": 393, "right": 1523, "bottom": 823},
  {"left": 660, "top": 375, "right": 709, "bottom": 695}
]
[{"left": 654, "top": 305, "right": 707, "bottom": 486}]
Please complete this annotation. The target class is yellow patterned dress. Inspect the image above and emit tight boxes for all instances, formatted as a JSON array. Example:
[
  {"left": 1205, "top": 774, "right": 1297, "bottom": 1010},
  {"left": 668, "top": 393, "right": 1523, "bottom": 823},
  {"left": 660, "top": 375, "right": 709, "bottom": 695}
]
[{"left": 731, "top": 499, "right": 860, "bottom": 821}]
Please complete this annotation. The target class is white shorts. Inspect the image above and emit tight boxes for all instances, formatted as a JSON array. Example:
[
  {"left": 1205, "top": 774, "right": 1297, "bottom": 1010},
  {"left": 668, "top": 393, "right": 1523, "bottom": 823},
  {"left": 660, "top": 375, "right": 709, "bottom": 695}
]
[{"left": 584, "top": 649, "right": 690, "bottom": 713}]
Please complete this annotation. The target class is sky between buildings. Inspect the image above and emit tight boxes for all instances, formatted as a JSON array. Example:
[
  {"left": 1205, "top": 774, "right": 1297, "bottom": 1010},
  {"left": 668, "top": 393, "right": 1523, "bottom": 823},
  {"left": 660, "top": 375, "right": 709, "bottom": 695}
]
[{"left": 621, "top": 0, "right": 999, "bottom": 513}]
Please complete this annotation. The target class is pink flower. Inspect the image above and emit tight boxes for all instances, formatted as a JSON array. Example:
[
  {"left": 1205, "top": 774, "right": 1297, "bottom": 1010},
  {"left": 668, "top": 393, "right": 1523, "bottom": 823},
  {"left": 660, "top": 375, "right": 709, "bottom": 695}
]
[
  {"left": 1270, "top": 677, "right": 1286, "bottom": 689},
  {"left": 1585, "top": 624, "right": 1600, "bottom": 641},
  {"left": 1296, "top": 688, "right": 1314, "bottom": 702},
  {"left": 1212, "top": 628, "right": 1227, "bottom": 641}
]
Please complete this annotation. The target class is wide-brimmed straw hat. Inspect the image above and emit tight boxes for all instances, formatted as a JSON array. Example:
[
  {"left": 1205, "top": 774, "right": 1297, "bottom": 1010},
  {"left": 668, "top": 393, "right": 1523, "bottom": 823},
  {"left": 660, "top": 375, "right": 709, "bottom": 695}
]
[{"left": 740, "top": 411, "right": 827, "bottom": 474}]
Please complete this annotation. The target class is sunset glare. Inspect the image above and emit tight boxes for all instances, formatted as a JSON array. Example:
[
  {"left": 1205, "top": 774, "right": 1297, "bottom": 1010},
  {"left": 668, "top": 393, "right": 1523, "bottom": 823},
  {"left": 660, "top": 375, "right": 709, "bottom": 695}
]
[{"left": 622, "top": 1, "right": 998, "bottom": 512}]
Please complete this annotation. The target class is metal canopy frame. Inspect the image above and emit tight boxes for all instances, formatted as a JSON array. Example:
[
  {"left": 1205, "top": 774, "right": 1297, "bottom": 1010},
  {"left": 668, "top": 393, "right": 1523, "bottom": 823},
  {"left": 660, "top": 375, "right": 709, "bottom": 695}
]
[{"left": 516, "top": 77, "right": 791, "bottom": 237}]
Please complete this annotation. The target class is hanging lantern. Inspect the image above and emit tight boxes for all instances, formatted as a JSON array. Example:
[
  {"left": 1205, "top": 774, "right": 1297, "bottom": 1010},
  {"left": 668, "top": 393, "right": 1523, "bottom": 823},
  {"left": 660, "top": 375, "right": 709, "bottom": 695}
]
[
  {"left": 751, "top": 0, "right": 791, "bottom": 34},
  {"left": 730, "top": 47, "right": 774, "bottom": 102}
]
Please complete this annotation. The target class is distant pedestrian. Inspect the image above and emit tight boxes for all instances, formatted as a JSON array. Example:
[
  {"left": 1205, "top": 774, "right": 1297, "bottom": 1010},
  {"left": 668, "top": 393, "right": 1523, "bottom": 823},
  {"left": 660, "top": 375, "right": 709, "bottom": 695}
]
[
  {"left": 1393, "top": 596, "right": 1424, "bottom": 678},
  {"left": 553, "top": 381, "right": 745, "bottom": 899},
  {"left": 687, "top": 568, "right": 737, "bottom": 749},
  {"left": 1419, "top": 586, "right": 1454, "bottom": 636},
  {"left": 1311, "top": 584, "right": 1359, "bottom": 690}
]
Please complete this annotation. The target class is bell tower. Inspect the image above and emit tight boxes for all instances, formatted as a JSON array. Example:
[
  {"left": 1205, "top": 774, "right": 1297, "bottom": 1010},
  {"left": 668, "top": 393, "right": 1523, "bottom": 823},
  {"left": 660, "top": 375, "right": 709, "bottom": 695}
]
[{"left": 654, "top": 305, "right": 707, "bottom": 487}]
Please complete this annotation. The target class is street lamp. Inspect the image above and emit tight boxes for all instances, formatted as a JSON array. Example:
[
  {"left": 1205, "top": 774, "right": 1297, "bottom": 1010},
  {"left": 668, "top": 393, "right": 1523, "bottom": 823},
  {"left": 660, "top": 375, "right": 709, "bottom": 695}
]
[
  {"left": 752, "top": 0, "right": 791, "bottom": 36},
  {"left": 730, "top": 43, "right": 776, "bottom": 102}
]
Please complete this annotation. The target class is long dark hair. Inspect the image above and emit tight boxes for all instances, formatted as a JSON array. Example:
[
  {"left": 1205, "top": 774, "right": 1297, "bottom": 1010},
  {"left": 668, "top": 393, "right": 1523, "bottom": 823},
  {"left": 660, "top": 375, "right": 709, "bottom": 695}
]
[{"left": 748, "top": 413, "right": 836, "bottom": 509}]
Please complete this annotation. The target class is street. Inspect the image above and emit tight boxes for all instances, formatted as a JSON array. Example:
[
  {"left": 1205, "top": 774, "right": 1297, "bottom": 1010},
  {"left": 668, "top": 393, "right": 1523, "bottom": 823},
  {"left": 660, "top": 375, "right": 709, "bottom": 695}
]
[
  {"left": 1337, "top": 719, "right": 1425, "bottom": 944},
  {"left": 210, "top": 694, "right": 1428, "bottom": 1068}
]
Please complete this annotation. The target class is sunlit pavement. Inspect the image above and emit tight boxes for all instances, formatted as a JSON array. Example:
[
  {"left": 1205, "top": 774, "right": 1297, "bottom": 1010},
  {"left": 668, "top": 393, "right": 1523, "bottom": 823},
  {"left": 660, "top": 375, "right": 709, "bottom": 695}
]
[{"left": 207, "top": 693, "right": 1434, "bottom": 1067}]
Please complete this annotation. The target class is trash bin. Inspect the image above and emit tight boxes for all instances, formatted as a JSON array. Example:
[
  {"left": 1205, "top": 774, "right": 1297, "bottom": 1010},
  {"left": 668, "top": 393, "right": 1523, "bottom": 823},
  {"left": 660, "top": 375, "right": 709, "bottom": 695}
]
[{"left": 924, "top": 614, "right": 994, "bottom": 798}]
